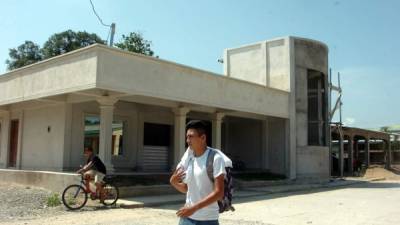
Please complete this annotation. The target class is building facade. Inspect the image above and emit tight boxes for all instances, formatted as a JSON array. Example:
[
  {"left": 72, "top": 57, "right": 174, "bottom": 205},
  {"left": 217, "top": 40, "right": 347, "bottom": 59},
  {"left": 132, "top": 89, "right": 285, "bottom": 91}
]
[{"left": 0, "top": 36, "right": 329, "bottom": 180}]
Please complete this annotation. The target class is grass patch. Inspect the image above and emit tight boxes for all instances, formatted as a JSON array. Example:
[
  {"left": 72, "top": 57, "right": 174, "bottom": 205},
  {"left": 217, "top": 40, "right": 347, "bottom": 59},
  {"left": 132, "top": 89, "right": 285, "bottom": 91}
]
[{"left": 46, "top": 193, "right": 61, "bottom": 207}]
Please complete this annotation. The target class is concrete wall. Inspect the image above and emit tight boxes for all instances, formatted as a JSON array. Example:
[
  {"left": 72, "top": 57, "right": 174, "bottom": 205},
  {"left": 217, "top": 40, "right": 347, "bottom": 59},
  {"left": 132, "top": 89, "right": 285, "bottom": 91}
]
[
  {"left": 0, "top": 49, "right": 98, "bottom": 105},
  {"left": 0, "top": 169, "right": 177, "bottom": 197},
  {"left": 0, "top": 120, "right": 2, "bottom": 163},
  {"left": 294, "top": 39, "right": 328, "bottom": 74},
  {"left": 18, "top": 105, "right": 66, "bottom": 171},
  {"left": 224, "top": 38, "right": 290, "bottom": 91},
  {"left": 95, "top": 46, "right": 289, "bottom": 119},
  {"left": 268, "top": 118, "right": 287, "bottom": 175},
  {"left": 296, "top": 146, "right": 329, "bottom": 179},
  {"left": 224, "top": 117, "right": 263, "bottom": 170},
  {"left": 225, "top": 43, "right": 267, "bottom": 86},
  {"left": 293, "top": 37, "right": 330, "bottom": 179},
  {"left": 0, "top": 169, "right": 79, "bottom": 193},
  {"left": 224, "top": 37, "right": 330, "bottom": 179}
]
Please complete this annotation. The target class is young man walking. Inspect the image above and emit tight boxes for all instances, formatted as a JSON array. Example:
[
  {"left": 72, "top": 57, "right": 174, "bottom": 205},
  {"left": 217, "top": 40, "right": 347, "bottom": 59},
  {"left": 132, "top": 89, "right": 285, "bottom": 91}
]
[{"left": 170, "top": 120, "right": 226, "bottom": 225}]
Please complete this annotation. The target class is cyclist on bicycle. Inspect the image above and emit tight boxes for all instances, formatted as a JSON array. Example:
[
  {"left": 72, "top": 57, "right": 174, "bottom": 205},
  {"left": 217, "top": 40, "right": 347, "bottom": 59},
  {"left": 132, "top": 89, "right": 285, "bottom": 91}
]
[{"left": 77, "top": 146, "right": 107, "bottom": 201}]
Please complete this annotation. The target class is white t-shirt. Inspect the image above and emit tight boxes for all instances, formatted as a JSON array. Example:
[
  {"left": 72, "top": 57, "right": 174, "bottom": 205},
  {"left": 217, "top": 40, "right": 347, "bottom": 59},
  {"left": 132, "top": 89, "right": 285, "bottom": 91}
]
[{"left": 177, "top": 147, "right": 226, "bottom": 221}]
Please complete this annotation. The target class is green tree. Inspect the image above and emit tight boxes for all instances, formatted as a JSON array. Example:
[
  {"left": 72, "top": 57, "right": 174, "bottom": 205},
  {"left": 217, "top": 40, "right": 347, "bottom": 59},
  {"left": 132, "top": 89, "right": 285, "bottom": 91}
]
[
  {"left": 5, "top": 41, "right": 43, "bottom": 70},
  {"left": 114, "top": 32, "right": 154, "bottom": 56},
  {"left": 41, "top": 30, "right": 105, "bottom": 59},
  {"left": 6, "top": 30, "right": 156, "bottom": 71},
  {"left": 380, "top": 126, "right": 389, "bottom": 132}
]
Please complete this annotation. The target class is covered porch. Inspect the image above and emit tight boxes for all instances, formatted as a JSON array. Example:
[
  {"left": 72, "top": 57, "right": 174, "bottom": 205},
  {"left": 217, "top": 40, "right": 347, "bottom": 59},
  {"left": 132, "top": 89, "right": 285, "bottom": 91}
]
[
  {"left": 331, "top": 125, "right": 391, "bottom": 176},
  {"left": 0, "top": 44, "right": 290, "bottom": 178}
]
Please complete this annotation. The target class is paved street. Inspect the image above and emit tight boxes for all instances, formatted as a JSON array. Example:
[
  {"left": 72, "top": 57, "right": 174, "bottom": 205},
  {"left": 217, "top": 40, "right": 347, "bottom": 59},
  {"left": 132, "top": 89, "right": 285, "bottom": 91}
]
[{"left": 2, "top": 180, "right": 400, "bottom": 225}]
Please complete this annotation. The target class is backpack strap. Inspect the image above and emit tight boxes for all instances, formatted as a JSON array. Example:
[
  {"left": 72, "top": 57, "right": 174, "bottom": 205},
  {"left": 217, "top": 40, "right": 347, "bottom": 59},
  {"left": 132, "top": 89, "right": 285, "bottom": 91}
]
[{"left": 206, "top": 149, "right": 216, "bottom": 182}]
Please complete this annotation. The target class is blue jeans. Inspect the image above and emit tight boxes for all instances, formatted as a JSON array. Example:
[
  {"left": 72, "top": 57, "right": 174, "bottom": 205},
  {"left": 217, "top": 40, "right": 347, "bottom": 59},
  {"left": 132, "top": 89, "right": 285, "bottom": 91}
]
[{"left": 179, "top": 217, "right": 219, "bottom": 225}]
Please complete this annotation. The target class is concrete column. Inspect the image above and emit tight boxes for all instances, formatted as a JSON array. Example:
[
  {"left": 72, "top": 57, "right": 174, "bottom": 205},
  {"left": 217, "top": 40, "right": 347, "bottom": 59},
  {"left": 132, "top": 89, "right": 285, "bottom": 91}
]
[
  {"left": 16, "top": 110, "right": 24, "bottom": 169},
  {"left": 97, "top": 97, "right": 118, "bottom": 173},
  {"left": 339, "top": 132, "right": 344, "bottom": 177},
  {"left": 355, "top": 139, "right": 359, "bottom": 159},
  {"left": 0, "top": 111, "right": 10, "bottom": 168},
  {"left": 172, "top": 107, "right": 190, "bottom": 168},
  {"left": 365, "top": 136, "right": 370, "bottom": 167},
  {"left": 287, "top": 37, "right": 297, "bottom": 180},
  {"left": 285, "top": 118, "right": 296, "bottom": 179},
  {"left": 386, "top": 140, "right": 392, "bottom": 169},
  {"left": 62, "top": 103, "right": 73, "bottom": 171},
  {"left": 211, "top": 112, "right": 225, "bottom": 150},
  {"left": 261, "top": 119, "right": 269, "bottom": 170},
  {"left": 348, "top": 135, "right": 354, "bottom": 175}
]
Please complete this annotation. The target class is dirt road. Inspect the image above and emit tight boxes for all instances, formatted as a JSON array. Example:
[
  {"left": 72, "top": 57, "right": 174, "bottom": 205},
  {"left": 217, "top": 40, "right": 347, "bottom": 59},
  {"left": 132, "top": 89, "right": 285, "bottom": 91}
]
[{"left": 2, "top": 180, "right": 400, "bottom": 225}]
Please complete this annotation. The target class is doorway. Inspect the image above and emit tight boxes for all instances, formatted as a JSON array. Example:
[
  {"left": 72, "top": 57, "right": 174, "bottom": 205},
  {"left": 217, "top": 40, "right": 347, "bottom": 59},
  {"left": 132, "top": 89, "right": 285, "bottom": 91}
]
[{"left": 8, "top": 120, "right": 19, "bottom": 167}]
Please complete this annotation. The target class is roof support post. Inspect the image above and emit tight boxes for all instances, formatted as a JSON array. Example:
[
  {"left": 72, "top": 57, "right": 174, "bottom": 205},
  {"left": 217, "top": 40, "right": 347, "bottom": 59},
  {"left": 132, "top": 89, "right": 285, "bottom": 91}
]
[
  {"left": 0, "top": 111, "right": 10, "bottom": 168},
  {"left": 365, "top": 136, "right": 370, "bottom": 168},
  {"left": 97, "top": 97, "right": 118, "bottom": 173},
  {"left": 172, "top": 107, "right": 190, "bottom": 169},
  {"left": 212, "top": 112, "right": 225, "bottom": 150},
  {"left": 348, "top": 135, "right": 354, "bottom": 175}
]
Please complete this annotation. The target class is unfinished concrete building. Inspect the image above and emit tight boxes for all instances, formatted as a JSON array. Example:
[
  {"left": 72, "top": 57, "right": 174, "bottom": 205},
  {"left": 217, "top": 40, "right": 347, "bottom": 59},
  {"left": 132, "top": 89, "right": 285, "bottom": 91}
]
[
  {"left": 0, "top": 36, "right": 330, "bottom": 189},
  {"left": 331, "top": 126, "right": 391, "bottom": 176}
]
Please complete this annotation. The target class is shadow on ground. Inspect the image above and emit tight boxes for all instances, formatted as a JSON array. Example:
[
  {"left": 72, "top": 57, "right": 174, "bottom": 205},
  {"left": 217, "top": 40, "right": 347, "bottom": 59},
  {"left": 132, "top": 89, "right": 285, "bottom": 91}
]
[{"left": 151, "top": 180, "right": 400, "bottom": 211}]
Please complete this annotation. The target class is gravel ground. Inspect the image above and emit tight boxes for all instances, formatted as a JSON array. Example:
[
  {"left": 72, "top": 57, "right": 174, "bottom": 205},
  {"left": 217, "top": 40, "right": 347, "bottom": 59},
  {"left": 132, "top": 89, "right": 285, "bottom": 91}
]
[
  {"left": 2, "top": 180, "right": 400, "bottom": 225},
  {"left": 1, "top": 166, "right": 399, "bottom": 225},
  {"left": 0, "top": 183, "right": 66, "bottom": 223}
]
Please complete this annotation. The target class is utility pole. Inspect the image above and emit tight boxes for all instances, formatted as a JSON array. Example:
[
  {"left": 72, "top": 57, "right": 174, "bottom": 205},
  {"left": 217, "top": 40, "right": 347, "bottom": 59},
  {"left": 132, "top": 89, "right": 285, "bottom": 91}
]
[
  {"left": 330, "top": 71, "right": 344, "bottom": 177},
  {"left": 338, "top": 72, "right": 342, "bottom": 125},
  {"left": 329, "top": 68, "right": 332, "bottom": 177},
  {"left": 109, "top": 23, "right": 116, "bottom": 47}
]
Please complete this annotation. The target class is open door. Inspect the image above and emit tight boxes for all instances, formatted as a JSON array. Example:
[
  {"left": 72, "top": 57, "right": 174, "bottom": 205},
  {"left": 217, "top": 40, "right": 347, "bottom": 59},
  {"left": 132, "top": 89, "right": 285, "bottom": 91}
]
[{"left": 8, "top": 120, "right": 19, "bottom": 167}]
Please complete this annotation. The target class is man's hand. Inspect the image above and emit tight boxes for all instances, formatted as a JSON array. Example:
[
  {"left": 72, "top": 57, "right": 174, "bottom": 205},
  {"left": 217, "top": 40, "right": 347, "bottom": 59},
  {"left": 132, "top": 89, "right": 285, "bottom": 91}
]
[
  {"left": 170, "top": 167, "right": 185, "bottom": 185},
  {"left": 77, "top": 164, "right": 86, "bottom": 174},
  {"left": 176, "top": 205, "right": 198, "bottom": 218},
  {"left": 170, "top": 167, "right": 188, "bottom": 194}
]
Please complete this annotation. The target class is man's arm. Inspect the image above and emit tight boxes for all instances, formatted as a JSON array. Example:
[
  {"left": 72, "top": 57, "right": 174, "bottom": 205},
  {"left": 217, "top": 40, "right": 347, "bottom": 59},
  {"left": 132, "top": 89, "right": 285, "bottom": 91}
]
[
  {"left": 77, "top": 161, "right": 94, "bottom": 173},
  {"left": 176, "top": 174, "right": 224, "bottom": 217},
  {"left": 170, "top": 168, "right": 188, "bottom": 194}
]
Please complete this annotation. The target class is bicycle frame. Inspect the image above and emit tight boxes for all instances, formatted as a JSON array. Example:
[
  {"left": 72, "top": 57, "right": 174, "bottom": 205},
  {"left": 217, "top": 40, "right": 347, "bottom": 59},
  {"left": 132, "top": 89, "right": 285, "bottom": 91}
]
[{"left": 75, "top": 174, "right": 96, "bottom": 197}]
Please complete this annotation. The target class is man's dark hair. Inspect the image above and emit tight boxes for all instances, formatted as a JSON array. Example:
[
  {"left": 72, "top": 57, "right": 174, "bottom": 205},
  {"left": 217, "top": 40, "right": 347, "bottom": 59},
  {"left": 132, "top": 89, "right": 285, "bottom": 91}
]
[
  {"left": 186, "top": 120, "right": 207, "bottom": 136},
  {"left": 84, "top": 146, "right": 93, "bottom": 152}
]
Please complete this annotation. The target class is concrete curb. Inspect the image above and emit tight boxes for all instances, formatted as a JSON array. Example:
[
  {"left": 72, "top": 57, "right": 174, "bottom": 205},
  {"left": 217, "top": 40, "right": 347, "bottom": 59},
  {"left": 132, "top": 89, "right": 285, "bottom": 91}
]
[
  {"left": 367, "top": 177, "right": 386, "bottom": 182},
  {"left": 118, "top": 177, "right": 385, "bottom": 209}
]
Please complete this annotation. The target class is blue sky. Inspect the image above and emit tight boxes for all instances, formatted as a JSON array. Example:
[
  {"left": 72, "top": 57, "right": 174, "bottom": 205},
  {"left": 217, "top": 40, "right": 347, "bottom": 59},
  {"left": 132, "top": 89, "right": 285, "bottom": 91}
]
[{"left": 0, "top": 0, "right": 399, "bottom": 128}]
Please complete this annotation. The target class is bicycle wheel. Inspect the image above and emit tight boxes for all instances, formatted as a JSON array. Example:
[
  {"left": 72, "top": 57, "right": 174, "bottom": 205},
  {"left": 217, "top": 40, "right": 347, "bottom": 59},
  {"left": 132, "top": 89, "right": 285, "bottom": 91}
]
[
  {"left": 101, "top": 183, "right": 119, "bottom": 206},
  {"left": 62, "top": 184, "right": 88, "bottom": 210}
]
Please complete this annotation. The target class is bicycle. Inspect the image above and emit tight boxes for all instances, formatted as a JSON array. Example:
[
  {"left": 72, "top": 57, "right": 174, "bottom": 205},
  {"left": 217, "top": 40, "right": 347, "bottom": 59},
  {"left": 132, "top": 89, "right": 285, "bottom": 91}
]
[{"left": 62, "top": 173, "right": 119, "bottom": 210}]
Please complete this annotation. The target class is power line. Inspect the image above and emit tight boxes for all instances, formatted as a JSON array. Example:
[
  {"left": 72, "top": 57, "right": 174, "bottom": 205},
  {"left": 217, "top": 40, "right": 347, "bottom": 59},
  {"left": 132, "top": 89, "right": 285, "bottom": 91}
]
[
  {"left": 89, "top": 0, "right": 115, "bottom": 46},
  {"left": 89, "top": 0, "right": 111, "bottom": 27}
]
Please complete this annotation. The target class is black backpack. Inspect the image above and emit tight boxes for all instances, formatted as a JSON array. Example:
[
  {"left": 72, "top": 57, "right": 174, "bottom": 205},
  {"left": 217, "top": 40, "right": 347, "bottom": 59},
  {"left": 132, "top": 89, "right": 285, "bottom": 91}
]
[{"left": 206, "top": 149, "right": 235, "bottom": 213}]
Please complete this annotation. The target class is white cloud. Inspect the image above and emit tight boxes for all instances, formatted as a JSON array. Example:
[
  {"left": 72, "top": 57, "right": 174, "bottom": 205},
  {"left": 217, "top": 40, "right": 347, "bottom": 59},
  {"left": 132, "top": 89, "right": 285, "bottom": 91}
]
[{"left": 344, "top": 117, "right": 356, "bottom": 126}]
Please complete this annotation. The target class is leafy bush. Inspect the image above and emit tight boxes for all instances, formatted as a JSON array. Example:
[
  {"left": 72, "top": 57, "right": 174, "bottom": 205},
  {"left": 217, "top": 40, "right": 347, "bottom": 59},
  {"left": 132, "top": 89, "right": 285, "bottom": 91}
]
[{"left": 46, "top": 193, "right": 61, "bottom": 207}]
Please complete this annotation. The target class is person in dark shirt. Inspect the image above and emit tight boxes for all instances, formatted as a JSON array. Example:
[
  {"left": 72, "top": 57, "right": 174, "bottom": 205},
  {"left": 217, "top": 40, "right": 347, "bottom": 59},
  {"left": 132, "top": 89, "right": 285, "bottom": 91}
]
[{"left": 77, "top": 146, "right": 107, "bottom": 201}]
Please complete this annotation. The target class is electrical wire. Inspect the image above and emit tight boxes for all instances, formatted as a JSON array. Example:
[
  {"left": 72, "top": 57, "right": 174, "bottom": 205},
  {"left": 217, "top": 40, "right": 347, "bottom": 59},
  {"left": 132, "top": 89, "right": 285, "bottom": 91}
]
[{"left": 89, "top": 0, "right": 111, "bottom": 27}]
